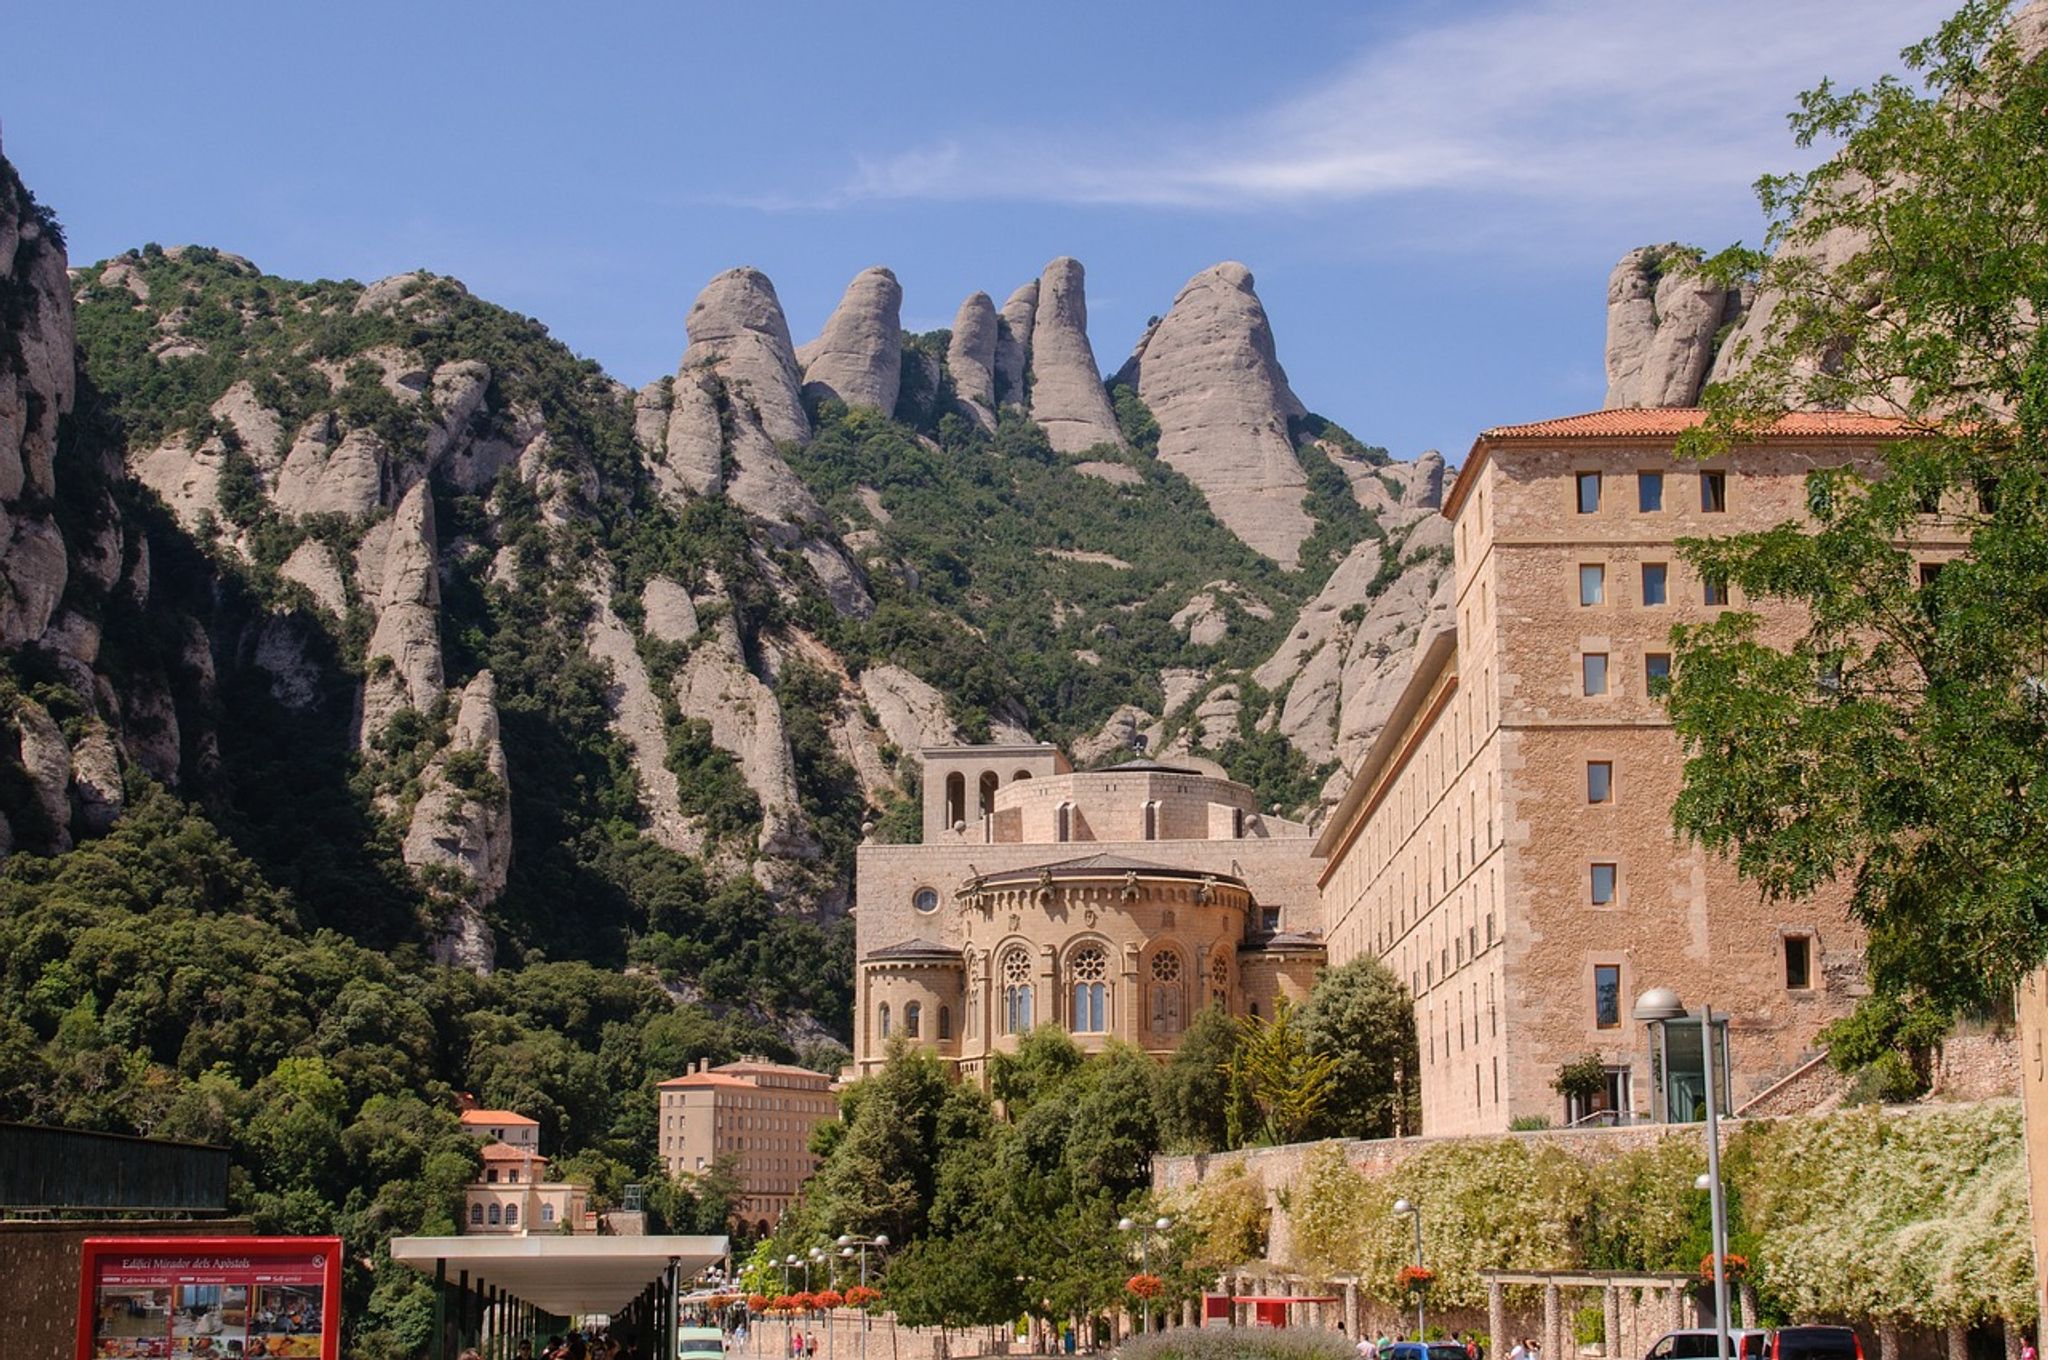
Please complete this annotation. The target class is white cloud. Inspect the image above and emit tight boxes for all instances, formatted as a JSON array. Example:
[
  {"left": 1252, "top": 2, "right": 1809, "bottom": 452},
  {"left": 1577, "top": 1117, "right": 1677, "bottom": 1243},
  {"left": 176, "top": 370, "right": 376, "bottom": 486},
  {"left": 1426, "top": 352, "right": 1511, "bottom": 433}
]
[{"left": 819, "top": 0, "right": 1955, "bottom": 212}]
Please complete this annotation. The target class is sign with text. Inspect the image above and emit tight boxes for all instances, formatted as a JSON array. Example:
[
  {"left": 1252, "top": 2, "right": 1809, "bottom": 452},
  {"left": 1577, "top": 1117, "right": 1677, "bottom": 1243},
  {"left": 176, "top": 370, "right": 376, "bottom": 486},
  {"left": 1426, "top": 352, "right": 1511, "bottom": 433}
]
[{"left": 77, "top": 1236, "right": 342, "bottom": 1360}]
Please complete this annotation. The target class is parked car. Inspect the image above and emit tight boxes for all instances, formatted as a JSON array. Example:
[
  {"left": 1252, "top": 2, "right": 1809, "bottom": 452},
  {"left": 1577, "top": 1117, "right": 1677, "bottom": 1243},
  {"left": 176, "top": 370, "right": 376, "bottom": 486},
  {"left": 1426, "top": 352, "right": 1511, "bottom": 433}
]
[
  {"left": 1646, "top": 1330, "right": 1772, "bottom": 1360},
  {"left": 1383, "top": 1343, "right": 1476, "bottom": 1360},
  {"left": 1773, "top": 1328, "right": 1863, "bottom": 1360}
]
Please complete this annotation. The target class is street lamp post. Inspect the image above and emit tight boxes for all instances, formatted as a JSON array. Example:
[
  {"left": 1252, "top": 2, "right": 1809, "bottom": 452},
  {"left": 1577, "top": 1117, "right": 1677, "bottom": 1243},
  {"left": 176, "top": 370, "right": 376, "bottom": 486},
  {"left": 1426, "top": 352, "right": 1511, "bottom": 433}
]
[
  {"left": 1392, "top": 1199, "right": 1424, "bottom": 1340},
  {"left": 836, "top": 1234, "right": 889, "bottom": 1360},
  {"left": 1636, "top": 988, "right": 1732, "bottom": 1360},
  {"left": 1117, "top": 1214, "right": 1174, "bottom": 1335}
]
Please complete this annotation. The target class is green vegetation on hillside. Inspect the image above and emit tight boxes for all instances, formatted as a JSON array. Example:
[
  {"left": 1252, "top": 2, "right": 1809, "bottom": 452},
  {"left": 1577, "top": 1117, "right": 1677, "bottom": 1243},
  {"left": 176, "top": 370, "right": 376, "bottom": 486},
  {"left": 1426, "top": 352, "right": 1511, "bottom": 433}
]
[{"left": 0, "top": 788, "right": 780, "bottom": 1357}]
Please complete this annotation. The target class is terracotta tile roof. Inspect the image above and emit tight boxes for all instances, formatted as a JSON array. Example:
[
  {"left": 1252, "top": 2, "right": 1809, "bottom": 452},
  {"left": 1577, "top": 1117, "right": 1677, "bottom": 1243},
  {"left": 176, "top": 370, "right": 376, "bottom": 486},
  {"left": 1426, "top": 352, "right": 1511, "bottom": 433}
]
[
  {"left": 479, "top": 1142, "right": 548, "bottom": 1162},
  {"left": 1477, "top": 408, "right": 1912, "bottom": 440},
  {"left": 657, "top": 1073, "right": 756, "bottom": 1090},
  {"left": 713, "top": 1059, "right": 834, "bottom": 1081},
  {"left": 460, "top": 1109, "right": 540, "bottom": 1126},
  {"left": 1445, "top": 407, "right": 1915, "bottom": 518}
]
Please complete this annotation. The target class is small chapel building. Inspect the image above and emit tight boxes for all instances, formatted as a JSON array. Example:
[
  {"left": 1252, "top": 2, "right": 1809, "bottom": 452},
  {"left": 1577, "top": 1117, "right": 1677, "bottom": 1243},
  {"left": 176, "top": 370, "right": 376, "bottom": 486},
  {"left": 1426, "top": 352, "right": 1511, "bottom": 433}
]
[{"left": 853, "top": 747, "right": 1324, "bottom": 1084}]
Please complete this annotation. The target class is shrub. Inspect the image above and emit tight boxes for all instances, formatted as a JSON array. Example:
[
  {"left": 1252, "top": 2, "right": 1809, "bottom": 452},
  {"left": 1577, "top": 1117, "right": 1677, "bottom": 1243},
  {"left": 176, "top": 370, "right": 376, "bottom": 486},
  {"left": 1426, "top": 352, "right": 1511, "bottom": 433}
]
[{"left": 1115, "top": 1328, "right": 1356, "bottom": 1360}]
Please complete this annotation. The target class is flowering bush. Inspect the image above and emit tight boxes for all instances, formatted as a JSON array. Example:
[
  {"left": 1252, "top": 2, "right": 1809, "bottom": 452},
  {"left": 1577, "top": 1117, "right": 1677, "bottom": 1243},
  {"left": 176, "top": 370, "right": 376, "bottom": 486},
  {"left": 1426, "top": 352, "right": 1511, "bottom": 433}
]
[
  {"left": 844, "top": 1285, "right": 881, "bottom": 1309},
  {"left": 747, "top": 1294, "right": 769, "bottom": 1314},
  {"left": 1396, "top": 1265, "right": 1436, "bottom": 1294},
  {"left": 786, "top": 1292, "right": 817, "bottom": 1312},
  {"left": 813, "top": 1290, "right": 844, "bottom": 1310},
  {"left": 766, "top": 1296, "right": 793, "bottom": 1314},
  {"left": 1700, "top": 1254, "right": 1749, "bottom": 1282},
  {"left": 1126, "top": 1273, "right": 1164, "bottom": 1299}
]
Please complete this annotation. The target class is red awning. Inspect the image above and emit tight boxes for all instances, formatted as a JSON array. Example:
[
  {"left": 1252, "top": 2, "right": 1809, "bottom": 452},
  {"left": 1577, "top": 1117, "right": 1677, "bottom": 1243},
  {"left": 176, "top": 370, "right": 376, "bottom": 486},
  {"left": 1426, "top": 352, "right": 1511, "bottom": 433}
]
[{"left": 1230, "top": 1296, "right": 1343, "bottom": 1304}]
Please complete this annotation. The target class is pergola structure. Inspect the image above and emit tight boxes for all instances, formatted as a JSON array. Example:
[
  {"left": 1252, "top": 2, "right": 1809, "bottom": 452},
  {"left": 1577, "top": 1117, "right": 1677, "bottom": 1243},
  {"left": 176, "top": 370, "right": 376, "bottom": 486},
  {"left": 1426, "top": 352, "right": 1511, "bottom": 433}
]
[
  {"left": 1478, "top": 1270, "right": 1696, "bottom": 1360},
  {"left": 390, "top": 1234, "right": 729, "bottom": 1360}
]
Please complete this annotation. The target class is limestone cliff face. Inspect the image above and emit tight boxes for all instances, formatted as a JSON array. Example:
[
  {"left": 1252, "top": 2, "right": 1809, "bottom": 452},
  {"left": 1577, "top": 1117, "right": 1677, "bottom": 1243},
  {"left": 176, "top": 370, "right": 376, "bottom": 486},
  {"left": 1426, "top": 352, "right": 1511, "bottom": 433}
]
[
  {"left": 946, "top": 292, "right": 1000, "bottom": 430},
  {"left": 661, "top": 269, "right": 829, "bottom": 531},
  {"left": 1603, "top": 246, "right": 1743, "bottom": 409},
  {"left": 673, "top": 592, "right": 821, "bottom": 876},
  {"left": 359, "top": 483, "right": 443, "bottom": 744},
  {"left": 404, "top": 671, "right": 511, "bottom": 972},
  {"left": 798, "top": 266, "right": 903, "bottom": 415},
  {"left": 1118, "top": 262, "right": 1313, "bottom": 567},
  {"left": 994, "top": 281, "right": 1038, "bottom": 409},
  {"left": 1026, "top": 259, "right": 1124, "bottom": 453},
  {"left": 0, "top": 158, "right": 73, "bottom": 650}
]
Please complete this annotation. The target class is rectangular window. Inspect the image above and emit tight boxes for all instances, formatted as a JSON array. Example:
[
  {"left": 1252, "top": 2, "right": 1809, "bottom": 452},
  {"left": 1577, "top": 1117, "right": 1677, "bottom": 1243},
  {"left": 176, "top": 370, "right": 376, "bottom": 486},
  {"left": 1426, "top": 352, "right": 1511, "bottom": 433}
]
[
  {"left": 1579, "top": 564, "right": 1605, "bottom": 606},
  {"left": 1704, "top": 576, "right": 1729, "bottom": 607},
  {"left": 1582, "top": 653, "right": 1609, "bottom": 696},
  {"left": 1701, "top": 470, "right": 1727, "bottom": 513},
  {"left": 1577, "top": 471, "right": 1602, "bottom": 514},
  {"left": 1587, "top": 761, "right": 1612, "bottom": 804},
  {"left": 1919, "top": 561, "right": 1945, "bottom": 587},
  {"left": 1595, "top": 964, "right": 1621, "bottom": 1029},
  {"left": 1590, "top": 862, "right": 1618, "bottom": 905},
  {"left": 1785, "top": 935, "right": 1814, "bottom": 990},
  {"left": 1641, "top": 562, "right": 1668, "bottom": 605},
  {"left": 1645, "top": 653, "right": 1672, "bottom": 692},
  {"left": 1638, "top": 471, "right": 1664, "bottom": 512}
]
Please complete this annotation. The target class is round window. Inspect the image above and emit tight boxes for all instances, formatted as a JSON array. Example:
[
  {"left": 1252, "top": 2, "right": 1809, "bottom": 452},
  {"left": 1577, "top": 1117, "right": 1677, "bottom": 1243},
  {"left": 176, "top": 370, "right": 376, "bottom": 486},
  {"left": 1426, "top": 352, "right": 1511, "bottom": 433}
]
[{"left": 914, "top": 887, "right": 940, "bottom": 913}]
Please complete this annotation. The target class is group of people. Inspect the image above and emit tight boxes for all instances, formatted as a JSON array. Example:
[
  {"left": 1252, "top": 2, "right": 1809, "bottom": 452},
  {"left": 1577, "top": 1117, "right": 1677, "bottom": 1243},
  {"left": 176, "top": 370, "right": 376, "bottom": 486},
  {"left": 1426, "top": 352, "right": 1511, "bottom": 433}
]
[
  {"left": 786, "top": 1330, "right": 821, "bottom": 1358},
  {"left": 457, "top": 1331, "right": 643, "bottom": 1360},
  {"left": 1352, "top": 1330, "right": 1501, "bottom": 1359}
]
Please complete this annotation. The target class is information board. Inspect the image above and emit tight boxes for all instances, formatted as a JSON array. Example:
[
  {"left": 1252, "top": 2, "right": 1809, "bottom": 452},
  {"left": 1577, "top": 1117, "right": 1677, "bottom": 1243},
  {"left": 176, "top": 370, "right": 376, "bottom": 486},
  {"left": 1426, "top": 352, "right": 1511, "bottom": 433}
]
[{"left": 76, "top": 1236, "right": 342, "bottom": 1360}]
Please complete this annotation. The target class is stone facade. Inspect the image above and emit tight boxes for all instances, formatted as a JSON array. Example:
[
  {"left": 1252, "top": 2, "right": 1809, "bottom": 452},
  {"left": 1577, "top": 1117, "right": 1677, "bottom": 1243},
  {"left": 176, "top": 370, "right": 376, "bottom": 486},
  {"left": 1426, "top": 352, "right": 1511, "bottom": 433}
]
[
  {"left": 657, "top": 1058, "right": 839, "bottom": 1231},
  {"left": 854, "top": 752, "right": 1323, "bottom": 1079},
  {"left": 1316, "top": 410, "right": 1959, "bottom": 1134},
  {"left": 856, "top": 409, "right": 1968, "bottom": 1139}
]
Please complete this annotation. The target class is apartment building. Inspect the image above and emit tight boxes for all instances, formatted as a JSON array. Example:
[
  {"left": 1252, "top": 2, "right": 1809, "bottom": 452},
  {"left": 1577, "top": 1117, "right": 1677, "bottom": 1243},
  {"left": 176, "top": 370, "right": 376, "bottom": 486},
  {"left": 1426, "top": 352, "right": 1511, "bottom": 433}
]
[{"left": 658, "top": 1058, "right": 840, "bottom": 1232}]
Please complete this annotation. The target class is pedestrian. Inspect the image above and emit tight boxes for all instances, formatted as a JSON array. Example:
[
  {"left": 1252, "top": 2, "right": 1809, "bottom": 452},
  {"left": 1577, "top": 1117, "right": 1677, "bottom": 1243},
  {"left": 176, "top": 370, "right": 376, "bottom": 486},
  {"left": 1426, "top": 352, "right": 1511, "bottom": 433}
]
[
  {"left": 808, "top": 1334, "right": 819, "bottom": 1359},
  {"left": 2024, "top": 1341, "right": 2039, "bottom": 1360},
  {"left": 1509, "top": 1339, "right": 1528, "bottom": 1360},
  {"left": 1465, "top": 1332, "right": 1479, "bottom": 1360},
  {"left": 1356, "top": 1333, "right": 1377, "bottom": 1360}
]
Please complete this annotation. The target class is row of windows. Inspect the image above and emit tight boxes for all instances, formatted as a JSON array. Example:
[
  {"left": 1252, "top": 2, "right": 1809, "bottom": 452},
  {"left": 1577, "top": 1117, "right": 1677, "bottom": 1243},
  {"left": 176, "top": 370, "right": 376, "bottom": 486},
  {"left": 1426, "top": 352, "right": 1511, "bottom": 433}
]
[
  {"left": 1576, "top": 562, "right": 1725, "bottom": 608},
  {"left": 469, "top": 1201, "right": 557, "bottom": 1227},
  {"left": 1588, "top": 938, "right": 1816, "bottom": 1030},
  {"left": 1581, "top": 651, "right": 1672, "bottom": 696},
  {"left": 877, "top": 1001, "right": 953, "bottom": 1041},
  {"left": 1576, "top": 469, "right": 1726, "bottom": 516}
]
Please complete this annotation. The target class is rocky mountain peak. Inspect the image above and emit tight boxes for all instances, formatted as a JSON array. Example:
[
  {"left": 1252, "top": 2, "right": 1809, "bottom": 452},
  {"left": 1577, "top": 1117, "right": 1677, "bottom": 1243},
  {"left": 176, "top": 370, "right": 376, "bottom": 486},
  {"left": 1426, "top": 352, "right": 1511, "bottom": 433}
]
[
  {"left": 1026, "top": 258, "right": 1124, "bottom": 454},
  {"left": 1118, "top": 260, "right": 1314, "bottom": 568},
  {"left": 947, "top": 291, "right": 1000, "bottom": 430},
  {"left": 797, "top": 266, "right": 904, "bottom": 415},
  {"left": 681, "top": 266, "right": 811, "bottom": 446},
  {"left": 1603, "top": 245, "right": 1742, "bottom": 409},
  {"left": 994, "top": 280, "right": 1038, "bottom": 409}
]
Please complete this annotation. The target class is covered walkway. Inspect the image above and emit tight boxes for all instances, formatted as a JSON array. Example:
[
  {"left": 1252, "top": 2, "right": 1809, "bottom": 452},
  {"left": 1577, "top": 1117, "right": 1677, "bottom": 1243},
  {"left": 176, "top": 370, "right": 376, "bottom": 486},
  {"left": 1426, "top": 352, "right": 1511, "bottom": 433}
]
[{"left": 390, "top": 1234, "right": 729, "bottom": 1360}]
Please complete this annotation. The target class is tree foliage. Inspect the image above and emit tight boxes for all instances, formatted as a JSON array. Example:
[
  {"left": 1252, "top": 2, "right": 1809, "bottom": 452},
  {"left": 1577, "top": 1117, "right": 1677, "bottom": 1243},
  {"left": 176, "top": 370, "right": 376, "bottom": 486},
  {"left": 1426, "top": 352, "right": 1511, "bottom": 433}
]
[
  {"left": 1670, "top": 1, "right": 2048, "bottom": 1011},
  {"left": 1296, "top": 958, "right": 1419, "bottom": 1139}
]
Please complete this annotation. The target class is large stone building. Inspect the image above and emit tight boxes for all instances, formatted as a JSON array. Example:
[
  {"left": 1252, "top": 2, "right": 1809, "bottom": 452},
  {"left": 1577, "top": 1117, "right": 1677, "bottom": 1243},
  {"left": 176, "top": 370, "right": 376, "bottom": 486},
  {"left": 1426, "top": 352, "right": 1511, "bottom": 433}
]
[
  {"left": 1315, "top": 408, "right": 1953, "bottom": 1133},
  {"left": 854, "top": 747, "right": 1324, "bottom": 1083},
  {"left": 853, "top": 409, "right": 1951, "bottom": 1135},
  {"left": 657, "top": 1058, "right": 839, "bottom": 1232}
]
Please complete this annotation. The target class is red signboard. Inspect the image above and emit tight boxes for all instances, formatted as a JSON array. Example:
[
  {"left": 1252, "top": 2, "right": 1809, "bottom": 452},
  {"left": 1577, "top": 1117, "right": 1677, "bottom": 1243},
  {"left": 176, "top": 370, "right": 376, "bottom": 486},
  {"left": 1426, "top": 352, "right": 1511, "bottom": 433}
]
[{"left": 77, "top": 1236, "right": 342, "bottom": 1360}]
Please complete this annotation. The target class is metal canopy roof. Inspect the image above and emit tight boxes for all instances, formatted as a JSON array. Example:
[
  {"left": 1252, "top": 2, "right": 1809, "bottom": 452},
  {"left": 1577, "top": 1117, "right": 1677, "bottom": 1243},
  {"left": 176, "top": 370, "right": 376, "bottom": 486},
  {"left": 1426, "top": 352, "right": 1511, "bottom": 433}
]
[{"left": 389, "top": 1235, "right": 729, "bottom": 1317}]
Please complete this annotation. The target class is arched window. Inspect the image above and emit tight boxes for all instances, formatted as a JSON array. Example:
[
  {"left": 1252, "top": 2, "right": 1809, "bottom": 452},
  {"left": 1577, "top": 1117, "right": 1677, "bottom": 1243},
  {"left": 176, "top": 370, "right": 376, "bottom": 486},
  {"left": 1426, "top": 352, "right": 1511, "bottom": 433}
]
[
  {"left": 488, "top": 1204, "right": 502, "bottom": 1226},
  {"left": 1232, "top": 807, "right": 1245, "bottom": 839},
  {"left": 505, "top": 1203, "right": 519, "bottom": 1227},
  {"left": 1001, "top": 948, "right": 1034, "bottom": 1034},
  {"left": 938, "top": 1005, "right": 952, "bottom": 1041},
  {"left": 945, "top": 773, "right": 966, "bottom": 829},
  {"left": 905, "top": 1001, "right": 922, "bottom": 1038},
  {"left": 1210, "top": 953, "right": 1230, "bottom": 1010},
  {"left": 1056, "top": 802, "right": 1074, "bottom": 843},
  {"left": 1143, "top": 800, "right": 1159, "bottom": 841},
  {"left": 1150, "top": 950, "right": 1184, "bottom": 1034},
  {"left": 979, "top": 771, "right": 999, "bottom": 817},
  {"left": 541, "top": 1204, "right": 555, "bottom": 1224},
  {"left": 1069, "top": 944, "right": 1109, "bottom": 1033},
  {"left": 879, "top": 1002, "right": 892, "bottom": 1039},
  {"left": 470, "top": 1203, "right": 484, "bottom": 1226},
  {"left": 1013, "top": 770, "right": 1033, "bottom": 782}
]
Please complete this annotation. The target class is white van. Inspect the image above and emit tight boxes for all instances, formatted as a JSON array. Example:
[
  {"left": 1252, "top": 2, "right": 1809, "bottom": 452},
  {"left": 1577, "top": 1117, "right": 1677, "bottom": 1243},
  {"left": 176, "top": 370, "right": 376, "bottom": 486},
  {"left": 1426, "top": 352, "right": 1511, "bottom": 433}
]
[{"left": 677, "top": 1326, "right": 728, "bottom": 1357}]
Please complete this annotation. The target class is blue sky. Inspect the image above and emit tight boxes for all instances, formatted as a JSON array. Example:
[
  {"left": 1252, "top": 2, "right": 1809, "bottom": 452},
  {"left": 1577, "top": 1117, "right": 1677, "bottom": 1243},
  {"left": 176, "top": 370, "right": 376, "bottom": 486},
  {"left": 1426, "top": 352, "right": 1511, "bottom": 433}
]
[{"left": 6, "top": 0, "right": 1953, "bottom": 463}]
